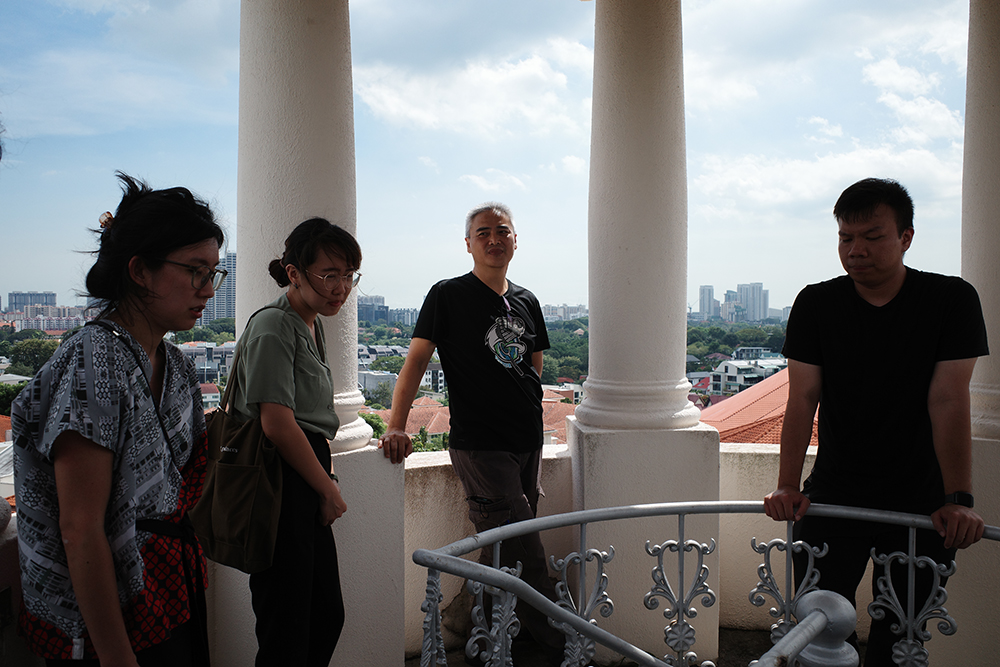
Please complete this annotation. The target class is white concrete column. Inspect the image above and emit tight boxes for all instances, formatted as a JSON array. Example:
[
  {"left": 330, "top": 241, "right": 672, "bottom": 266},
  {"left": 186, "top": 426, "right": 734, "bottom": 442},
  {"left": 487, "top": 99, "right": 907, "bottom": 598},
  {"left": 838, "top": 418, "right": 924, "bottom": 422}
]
[
  {"left": 568, "top": 1, "right": 719, "bottom": 662},
  {"left": 962, "top": 0, "right": 1000, "bottom": 443},
  {"left": 223, "top": 3, "right": 404, "bottom": 667},
  {"left": 574, "top": 0, "right": 700, "bottom": 431},
  {"left": 934, "top": 2, "right": 1000, "bottom": 663},
  {"left": 235, "top": 0, "right": 371, "bottom": 452}
]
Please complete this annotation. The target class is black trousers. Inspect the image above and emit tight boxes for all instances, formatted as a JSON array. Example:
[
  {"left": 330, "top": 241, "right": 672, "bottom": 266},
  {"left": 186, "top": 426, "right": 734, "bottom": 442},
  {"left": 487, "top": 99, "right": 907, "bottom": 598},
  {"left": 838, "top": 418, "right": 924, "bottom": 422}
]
[
  {"left": 249, "top": 429, "right": 345, "bottom": 667},
  {"left": 45, "top": 622, "right": 197, "bottom": 667},
  {"left": 792, "top": 514, "right": 954, "bottom": 667}
]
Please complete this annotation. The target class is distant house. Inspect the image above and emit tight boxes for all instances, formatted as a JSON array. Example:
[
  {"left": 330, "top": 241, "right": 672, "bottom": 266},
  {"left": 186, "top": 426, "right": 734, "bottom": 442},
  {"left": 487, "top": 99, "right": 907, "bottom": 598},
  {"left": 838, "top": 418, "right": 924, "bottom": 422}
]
[
  {"left": 710, "top": 357, "right": 787, "bottom": 395},
  {"left": 200, "top": 383, "right": 221, "bottom": 409}
]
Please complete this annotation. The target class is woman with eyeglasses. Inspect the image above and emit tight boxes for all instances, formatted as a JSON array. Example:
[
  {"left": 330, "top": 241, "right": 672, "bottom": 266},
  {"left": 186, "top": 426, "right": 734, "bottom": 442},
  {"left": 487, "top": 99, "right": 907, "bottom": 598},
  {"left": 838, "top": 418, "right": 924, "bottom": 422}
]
[
  {"left": 226, "top": 217, "right": 360, "bottom": 666},
  {"left": 12, "top": 172, "right": 225, "bottom": 666}
]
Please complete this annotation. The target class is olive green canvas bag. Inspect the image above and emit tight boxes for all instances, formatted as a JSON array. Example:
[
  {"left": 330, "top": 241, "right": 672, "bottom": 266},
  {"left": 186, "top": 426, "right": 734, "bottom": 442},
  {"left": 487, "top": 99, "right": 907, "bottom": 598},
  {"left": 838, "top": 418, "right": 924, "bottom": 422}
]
[{"left": 190, "top": 308, "right": 282, "bottom": 574}]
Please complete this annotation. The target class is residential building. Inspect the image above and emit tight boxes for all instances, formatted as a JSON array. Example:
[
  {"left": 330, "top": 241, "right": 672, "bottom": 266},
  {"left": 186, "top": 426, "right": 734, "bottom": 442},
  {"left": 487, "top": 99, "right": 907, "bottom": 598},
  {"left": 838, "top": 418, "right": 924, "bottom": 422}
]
[
  {"left": 15, "top": 316, "right": 89, "bottom": 332},
  {"left": 358, "top": 294, "right": 389, "bottom": 324},
  {"left": 388, "top": 307, "right": 419, "bottom": 326},
  {"left": 7, "top": 291, "right": 56, "bottom": 312},
  {"left": 710, "top": 357, "right": 787, "bottom": 394},
  {"left": 541, "top": 303, "right": 589, "bottom": 322},
  {"left": 736, "top": 282, "right": 768, "bottom": 322},
  {"left": 200, "top": 383, "right": 221, "bottom": 409},
  {"left": 421, "top": 362, "right": 446, "bottom": 393},
  {"left": 198, "top": 251, "right": 237, "bottom": 326},
  {"left": 698, "top": 285, "right": 720, "bottom": 320},
  {"left": 358, "top": 369, "right": 398, "bottom": 395},
  {"left": 177, "top": 340, "right": 237, "bottom": 383}
]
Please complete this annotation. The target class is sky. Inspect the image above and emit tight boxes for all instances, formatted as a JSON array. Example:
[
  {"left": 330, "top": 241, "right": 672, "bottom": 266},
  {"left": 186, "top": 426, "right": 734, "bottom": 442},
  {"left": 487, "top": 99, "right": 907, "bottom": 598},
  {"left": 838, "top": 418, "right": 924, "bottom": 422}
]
[{"left": 0, "top": 0, "right": 971, "bottom": 315}]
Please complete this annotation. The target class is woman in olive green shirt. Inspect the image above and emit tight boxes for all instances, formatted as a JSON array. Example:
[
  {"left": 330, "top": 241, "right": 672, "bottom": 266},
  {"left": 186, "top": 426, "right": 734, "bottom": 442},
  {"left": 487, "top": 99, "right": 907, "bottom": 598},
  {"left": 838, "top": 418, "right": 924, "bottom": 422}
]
[{"left": 231, "top": 218, "right": 362, "bottom": 667}]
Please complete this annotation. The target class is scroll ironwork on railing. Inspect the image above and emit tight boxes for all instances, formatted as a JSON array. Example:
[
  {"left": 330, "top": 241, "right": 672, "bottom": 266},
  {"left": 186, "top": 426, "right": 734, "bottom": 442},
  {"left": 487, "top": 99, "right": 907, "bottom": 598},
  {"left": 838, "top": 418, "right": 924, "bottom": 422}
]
[{"left": 412, "top": 501, "right": 1000, "bottom": 667}]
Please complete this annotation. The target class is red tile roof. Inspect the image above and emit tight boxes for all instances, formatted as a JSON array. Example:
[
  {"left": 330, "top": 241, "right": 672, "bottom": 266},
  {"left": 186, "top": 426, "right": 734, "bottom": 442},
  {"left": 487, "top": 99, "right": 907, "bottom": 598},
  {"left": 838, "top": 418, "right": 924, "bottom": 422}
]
[
  {"left": 364, "top": 402, "right": 451, "bottom": 436},
  {"left": 362, "top": 395, "right": 579, "bottom": 444},
  {"left": 0, "top": 414, "right": 12, "bottom": 439},
  {"left": 541, "top": 401, "right": 577, "bottom": 444},
  {"left": 411, "top": 396, "right": 442, "bottom": 407},
  {"left": 699, "top": 369, "right": 818, "bottom": 445}
]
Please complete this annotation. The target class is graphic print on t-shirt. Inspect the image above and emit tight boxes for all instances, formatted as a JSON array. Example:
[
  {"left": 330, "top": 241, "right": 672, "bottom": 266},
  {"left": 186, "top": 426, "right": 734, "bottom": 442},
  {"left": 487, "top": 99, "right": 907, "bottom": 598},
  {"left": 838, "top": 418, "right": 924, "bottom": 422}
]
[{"left": 485, "top": 314, "right": 528, "bottom": 377}]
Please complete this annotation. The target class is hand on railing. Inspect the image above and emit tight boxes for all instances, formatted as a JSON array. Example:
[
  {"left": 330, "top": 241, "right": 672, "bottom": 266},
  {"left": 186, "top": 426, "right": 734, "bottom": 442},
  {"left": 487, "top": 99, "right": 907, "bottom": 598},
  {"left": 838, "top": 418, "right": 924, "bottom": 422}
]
[
  {"left": 931, "top": 503, "right": 985, "bottom": 549},
  {"left": 763, "top": 485, "right": 810, "bottom": 522},
  {"left": 378, "top": 427, "right": 413, "bottom": 464}
]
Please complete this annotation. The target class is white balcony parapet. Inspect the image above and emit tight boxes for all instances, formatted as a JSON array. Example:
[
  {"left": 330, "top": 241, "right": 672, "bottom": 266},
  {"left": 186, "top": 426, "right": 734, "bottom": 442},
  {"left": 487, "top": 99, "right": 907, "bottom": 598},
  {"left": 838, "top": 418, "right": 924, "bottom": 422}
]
[{"left": 413, "top": 501, "right": 1000, "bottom": 667}]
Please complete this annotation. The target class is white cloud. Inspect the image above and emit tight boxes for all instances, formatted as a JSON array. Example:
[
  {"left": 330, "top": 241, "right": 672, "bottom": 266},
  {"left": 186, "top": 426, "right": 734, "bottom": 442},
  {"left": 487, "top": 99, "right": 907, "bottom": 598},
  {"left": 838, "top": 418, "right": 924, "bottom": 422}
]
[
  {"left": 863, "top": 58, "right": 939, "bottom": 96},
  {"left": 561, "top": 155, "right": 586, "bottom": 175},
  {"left": 1, "top": 48, "right": 236, "bottom": 137},
  {"left": 418, "top": 156, "right": 439, "bottom": 171},
  {"left": 52, "top": 0, "right": 239, "bottom": 84},
  {"left": 878, "top": 93, "right": 963, "bottom": 144},
  {"left": 354, "top": 51, "right": 589, "bottom": 138},
  {"left": 683, "top": 55, "right": 759, "bottom": 111},
  {"left": 808, "top": 117, "right": 843, "bottom": 138},
  {"left": 693, "top": 144, "right": 962, "bottom": 208},
  {"left": 541, "top": 37, "right": 593, "bottom": 74},
  {"left": 459, "top": 168, "right": 529, "bottom": 192}
]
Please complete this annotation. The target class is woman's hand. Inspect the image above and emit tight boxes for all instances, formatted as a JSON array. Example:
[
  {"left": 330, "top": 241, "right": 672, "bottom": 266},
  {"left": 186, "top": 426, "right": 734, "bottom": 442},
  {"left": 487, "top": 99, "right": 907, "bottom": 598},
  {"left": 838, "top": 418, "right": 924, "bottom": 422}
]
[{"left": 319, "top": 479, "right": 348, "bottom": 526}]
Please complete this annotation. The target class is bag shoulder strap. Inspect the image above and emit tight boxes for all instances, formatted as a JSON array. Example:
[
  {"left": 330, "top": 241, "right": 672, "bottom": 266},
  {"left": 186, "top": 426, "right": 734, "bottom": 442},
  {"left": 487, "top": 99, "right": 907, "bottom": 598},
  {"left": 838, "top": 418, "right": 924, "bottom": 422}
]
[{"left": 217, "top": 305, "right": 279, "bottom": 411}]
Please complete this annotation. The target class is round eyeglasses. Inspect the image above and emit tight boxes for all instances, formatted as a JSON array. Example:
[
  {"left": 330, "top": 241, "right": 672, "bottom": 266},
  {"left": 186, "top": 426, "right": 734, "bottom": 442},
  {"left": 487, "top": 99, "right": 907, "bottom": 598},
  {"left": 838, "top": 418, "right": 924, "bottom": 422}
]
[
  {"left": 161, "top": 260, "right": 229, "bottom": 290},
  {"left": 305, "top": 269, "right": 362, "bottom": 291}
]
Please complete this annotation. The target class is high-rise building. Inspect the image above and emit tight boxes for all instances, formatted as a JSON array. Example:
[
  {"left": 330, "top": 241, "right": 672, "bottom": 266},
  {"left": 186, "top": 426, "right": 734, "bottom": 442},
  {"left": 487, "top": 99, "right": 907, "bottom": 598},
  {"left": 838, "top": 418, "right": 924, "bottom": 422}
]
[
  {"left": 388, "top": 308, "right": 419, "bottom": 326},
  {"left": 736, "top": 283, "right": 768, "bottom": 322},
  {"left": 698, "top": 285, "right": 721, "bottom": 319},
  {"left": 8, "top": 291, "right": 56, "bottom": 313},
  {"left": 198, "top": 252, "right": 237, "bottom": 326},
  {"left": 358, "top": 295, "right": 389, "bottom": 324}
]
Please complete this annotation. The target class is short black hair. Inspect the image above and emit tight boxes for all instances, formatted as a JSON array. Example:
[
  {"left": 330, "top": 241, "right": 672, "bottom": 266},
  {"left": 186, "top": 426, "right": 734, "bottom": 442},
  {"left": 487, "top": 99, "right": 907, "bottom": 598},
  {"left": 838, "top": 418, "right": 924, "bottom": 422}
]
[
  {"left": 833, "top": 178, "right": 914, "bottom": 236},
  {"left": 86, "top": 172, "right": 225, "bottom": 319},
  {"left": 268, "top": 218, "right": 362, "bottom": 288}
]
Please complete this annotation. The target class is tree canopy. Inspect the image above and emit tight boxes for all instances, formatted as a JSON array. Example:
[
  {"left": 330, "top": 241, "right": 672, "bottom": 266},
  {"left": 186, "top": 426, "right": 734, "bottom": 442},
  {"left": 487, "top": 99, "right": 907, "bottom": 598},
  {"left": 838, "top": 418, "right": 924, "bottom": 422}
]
[{"left": 370, "top": 356, "right": 406, "bottom": 374}]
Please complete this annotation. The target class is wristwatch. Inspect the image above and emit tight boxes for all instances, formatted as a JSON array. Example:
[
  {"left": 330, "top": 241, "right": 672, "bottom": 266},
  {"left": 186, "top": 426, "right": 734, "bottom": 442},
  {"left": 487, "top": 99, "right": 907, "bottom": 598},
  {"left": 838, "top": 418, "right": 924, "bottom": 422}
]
[{"left": 943, "top": 491, "right": 974, "bottom": 508}]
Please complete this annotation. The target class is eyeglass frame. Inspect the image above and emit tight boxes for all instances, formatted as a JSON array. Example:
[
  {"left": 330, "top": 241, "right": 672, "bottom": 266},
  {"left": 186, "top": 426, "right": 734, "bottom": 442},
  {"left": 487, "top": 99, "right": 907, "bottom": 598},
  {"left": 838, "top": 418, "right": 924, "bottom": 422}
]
[
  {"left": 304, "top": 269, "right": 362, "bottom": 291},
  {"left": 160, "top": 259, "right": 229, "bottom": 290}
]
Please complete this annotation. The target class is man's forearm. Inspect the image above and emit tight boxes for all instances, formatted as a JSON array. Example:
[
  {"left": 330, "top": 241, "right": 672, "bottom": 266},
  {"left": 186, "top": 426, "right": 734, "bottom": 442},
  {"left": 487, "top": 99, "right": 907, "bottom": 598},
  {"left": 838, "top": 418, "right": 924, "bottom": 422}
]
[
  {"left": 387, "top": 363, "right": 426, "bottom": 431},
  {"left": 930, "top": 395, "right": 974, "bottom": 495},
  {"left": 777, "top": 409, "right": 813, "bottom": 489}
]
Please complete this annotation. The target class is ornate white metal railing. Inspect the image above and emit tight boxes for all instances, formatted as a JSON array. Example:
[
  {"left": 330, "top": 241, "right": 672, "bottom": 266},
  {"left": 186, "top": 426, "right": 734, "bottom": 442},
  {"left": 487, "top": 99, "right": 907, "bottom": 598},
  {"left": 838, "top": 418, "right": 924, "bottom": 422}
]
[{"left": 412, "top": 501, "right": 1000, "bottom": 667}]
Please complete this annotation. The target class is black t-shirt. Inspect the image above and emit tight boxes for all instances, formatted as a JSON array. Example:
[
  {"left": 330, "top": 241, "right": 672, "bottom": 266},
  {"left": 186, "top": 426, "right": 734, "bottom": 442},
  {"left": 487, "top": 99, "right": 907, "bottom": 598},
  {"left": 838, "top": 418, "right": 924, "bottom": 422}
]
[
  {"left": 413, "top": 272, "right": 550, "bottom": 453},
  {"left": 783, "top": 268, "right": 989, "bottom": 513}
]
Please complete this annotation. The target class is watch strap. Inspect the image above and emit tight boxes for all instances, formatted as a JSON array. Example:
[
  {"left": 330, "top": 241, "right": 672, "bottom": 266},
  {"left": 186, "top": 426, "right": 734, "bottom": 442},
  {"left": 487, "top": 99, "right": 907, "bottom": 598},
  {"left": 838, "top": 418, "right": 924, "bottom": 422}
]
[{"left": 944, "top": 491, "right": 974, "bottom": 508}]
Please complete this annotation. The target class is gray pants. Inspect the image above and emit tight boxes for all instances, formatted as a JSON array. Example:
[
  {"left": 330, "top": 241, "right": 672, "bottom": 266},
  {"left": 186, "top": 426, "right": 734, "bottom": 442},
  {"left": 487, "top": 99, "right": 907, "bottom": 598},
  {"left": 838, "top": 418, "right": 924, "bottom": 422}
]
[{"left": 449, "top": 448, "right": 565, "bottom": 651}]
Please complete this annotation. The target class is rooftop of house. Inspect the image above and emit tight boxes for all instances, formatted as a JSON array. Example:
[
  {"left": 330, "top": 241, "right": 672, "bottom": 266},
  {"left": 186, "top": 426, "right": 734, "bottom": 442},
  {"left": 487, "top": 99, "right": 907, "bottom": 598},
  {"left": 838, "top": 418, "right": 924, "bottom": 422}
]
[{"left": 700, "top": 368, "right": 818, "bottom": 445}]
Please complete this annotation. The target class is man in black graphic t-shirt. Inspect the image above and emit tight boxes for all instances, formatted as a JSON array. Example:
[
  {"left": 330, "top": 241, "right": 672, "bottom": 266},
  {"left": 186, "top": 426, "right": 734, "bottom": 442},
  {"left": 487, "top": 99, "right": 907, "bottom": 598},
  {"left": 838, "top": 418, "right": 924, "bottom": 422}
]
[{"left": 380, "top": 203, "right": 564, "bottom": 660}]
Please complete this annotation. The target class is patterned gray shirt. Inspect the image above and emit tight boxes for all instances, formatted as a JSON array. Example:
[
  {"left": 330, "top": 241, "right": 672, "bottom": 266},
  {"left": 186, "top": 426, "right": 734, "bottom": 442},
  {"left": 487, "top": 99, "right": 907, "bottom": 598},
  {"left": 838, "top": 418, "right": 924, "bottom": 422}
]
[{"left": 12, "top": 322, "right": 204, "bottom": 640}]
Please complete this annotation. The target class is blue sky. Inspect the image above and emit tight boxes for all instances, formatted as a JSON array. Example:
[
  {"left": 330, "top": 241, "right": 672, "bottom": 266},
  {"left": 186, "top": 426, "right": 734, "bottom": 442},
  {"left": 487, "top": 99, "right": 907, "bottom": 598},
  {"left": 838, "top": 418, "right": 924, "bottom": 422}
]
[{"left": 0, "top": 0, "right": 970, "bottom": 315}]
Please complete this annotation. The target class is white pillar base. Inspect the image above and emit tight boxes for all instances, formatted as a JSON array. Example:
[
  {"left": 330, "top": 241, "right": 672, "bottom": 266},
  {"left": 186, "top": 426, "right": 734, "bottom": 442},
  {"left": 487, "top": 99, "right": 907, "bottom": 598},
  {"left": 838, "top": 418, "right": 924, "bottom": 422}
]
[
  {"left": 205, "top": 445, "right": 404, "bottom": 667},
  {"left": 332, "top": 388, "right": 374, "bottom": 453},
  {"left": 568, "top": 417, "right": 720, "bottom": 663},
  {"left": 575, "top": 378, "right": 701, "bottom": 430}
]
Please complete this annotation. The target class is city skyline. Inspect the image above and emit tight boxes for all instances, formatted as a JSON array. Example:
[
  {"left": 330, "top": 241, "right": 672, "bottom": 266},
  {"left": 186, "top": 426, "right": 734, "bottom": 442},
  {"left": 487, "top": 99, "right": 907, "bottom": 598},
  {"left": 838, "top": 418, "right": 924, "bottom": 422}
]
[{"left": 1, "top": 1, "right": 971, "bottom": 311}]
